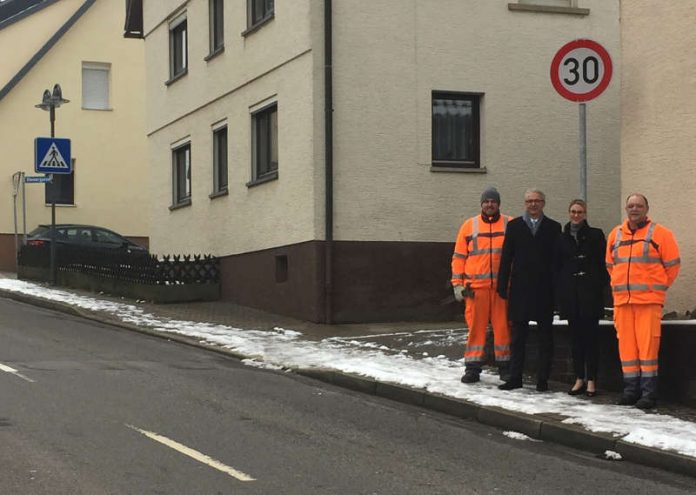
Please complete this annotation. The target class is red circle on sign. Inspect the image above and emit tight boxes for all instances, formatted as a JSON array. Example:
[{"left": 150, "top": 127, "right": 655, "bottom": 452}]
[{"left": 550, "top": 39, "right": 612, "bottom": 102}]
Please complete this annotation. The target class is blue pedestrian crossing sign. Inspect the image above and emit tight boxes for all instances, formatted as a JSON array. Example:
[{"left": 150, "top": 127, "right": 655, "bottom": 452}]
[{"left": 34, "top": 137, "right": 71, "bottom": 174}]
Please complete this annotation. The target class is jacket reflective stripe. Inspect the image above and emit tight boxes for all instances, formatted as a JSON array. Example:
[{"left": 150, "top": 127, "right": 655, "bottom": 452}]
[
  {"left": 466, "top": 232, "right": 505, "bottom": 242},
  {"left": 663, "top": 258, "right": 681, "bottom": 267},
  {"left": 641, "top": 370, "right": 658, "bottom": 377},
  {"left": 623, "top": 371, "right": 641, "bottom": 378},
  {"left": 453, "top": 252, "right": 467, "bottom": 259},
  {"left": 622, "top": 360, "right": 640, "bottom": 367},
  {"left": 494, "top": 345, "right": 510, "bottom": 351},
  {"left": 466, "top": 345, "right": 484, "bottom": 351},
  {"left": 469, "top": 248, "right": 503, "bottom": 256},
  {"left": 612, "top": 223, "right": 657, "bottom": 265},
  {"left": 613, "top": 283, "right": 669, "bottom": 292},
  {"left": 471, "top": 272, "right": 497, "bottom": 280},
  {"left": 640, "top": 359, "right": 658, "bottom": 366},
  {"left": 613, "top": 257, "right": 662, "bottom": 264}
]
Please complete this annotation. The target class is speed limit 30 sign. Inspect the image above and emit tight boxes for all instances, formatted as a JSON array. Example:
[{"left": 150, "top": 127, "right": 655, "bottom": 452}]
[{"left": 550, "top": 39, "right": 612, "bottom": 102}]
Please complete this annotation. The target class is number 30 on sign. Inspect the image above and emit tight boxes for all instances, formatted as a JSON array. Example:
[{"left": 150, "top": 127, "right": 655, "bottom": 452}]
[{"left": 550, "top": 39, "right": 612, "bottom": 102}]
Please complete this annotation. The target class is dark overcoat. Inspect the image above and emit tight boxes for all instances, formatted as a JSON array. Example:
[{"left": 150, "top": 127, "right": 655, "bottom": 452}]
[
  {"left": 553, "top": 221, "right": 609, "bottom": 320},
  {"left": 497, "top": 215, "right": 562, "bottom": 321}
]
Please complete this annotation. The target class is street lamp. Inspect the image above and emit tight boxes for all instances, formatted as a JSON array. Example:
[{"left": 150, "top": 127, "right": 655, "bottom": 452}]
[{"left": 35, "top": 83, "right": 69, "bottom": 285}]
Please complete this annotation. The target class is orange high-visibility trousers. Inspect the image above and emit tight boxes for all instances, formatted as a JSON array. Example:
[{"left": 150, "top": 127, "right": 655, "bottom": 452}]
[
  {"left": 614, "top": 304, "right": 661, "bottom": 379},
  {"left": 464, "top": 287, "right": 510, "bottom": 369}
]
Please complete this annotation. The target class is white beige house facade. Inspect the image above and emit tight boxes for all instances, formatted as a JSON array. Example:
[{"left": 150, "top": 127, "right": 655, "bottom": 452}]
[
  {"left": 127, "top": 0, "right": 620, "bottom": 323},
  {"left": 0, "top": 0, "right": 149, "bottom": 270},
  {"left": 620, "top": 1, "right": 696, "bottom": 314}
]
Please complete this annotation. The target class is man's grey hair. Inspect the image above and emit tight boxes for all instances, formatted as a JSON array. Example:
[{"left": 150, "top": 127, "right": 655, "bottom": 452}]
[{"left": 524, "top": 188, "right": 546, "bottom": 201}]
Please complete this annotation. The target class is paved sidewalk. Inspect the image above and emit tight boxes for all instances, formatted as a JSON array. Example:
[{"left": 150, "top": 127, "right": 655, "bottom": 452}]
[{"left": 1, "top": 273, "right": 695, "bottom": 479}]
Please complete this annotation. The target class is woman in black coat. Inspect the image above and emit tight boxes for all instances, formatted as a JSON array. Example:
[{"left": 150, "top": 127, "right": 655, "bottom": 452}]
[{"left": 553, "top": 199, "right": 609, "bottom": 397}]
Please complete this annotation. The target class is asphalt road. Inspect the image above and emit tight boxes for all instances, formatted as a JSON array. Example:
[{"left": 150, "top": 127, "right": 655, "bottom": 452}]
[{"left": 0, "top": 298, "right": 694, "bottom": 494}]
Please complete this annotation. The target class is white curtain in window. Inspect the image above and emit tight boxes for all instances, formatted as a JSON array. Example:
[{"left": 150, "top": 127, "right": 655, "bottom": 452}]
[{"left": 82, "top": 66, "right": 109, "bottom": 110}]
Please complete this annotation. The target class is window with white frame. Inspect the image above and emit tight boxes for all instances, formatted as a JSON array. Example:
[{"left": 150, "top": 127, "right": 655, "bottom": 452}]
[
  {"left": 82, "top": 62, "right": 110, "bottom": 110},
  {"left": 172, "top": 143, "right": 191, "bottom": 206},
  {"left": 212, "top": 125, "right": 228, "bottom": 194},
  {"left": 169, "top": 13, "right": 188, "bottom": 80},
  {"left": 250, "top": 103, "right": 278, "bottom": 184},
  {"left": 209, "top": 0, "right": 224, "bottom": 55}
]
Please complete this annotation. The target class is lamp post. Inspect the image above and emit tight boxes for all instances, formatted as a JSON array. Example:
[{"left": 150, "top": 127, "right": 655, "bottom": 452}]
[{"left": 35, "top": 84, "right": 69, "bottom": 285}]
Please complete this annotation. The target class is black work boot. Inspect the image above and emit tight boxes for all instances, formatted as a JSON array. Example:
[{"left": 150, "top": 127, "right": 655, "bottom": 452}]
[
  {"left": 461, "top": 371, "right": 480, "bottom": 384},
  {"left": 618, "top": 377, "right": 641, "bottom": 405},
  {"left": 636, "top": 376, "right": 658, "bottom": 410}
]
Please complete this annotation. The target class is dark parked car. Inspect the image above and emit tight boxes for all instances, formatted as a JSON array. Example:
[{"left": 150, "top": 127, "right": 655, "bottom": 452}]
[{"left": 27, "top": 224, "right": 148, "bottom": 257}]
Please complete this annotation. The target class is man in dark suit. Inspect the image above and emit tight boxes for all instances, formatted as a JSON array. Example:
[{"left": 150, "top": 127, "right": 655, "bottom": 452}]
[{"left": 497, "top": 189, "right": 561, "bottom": 391}]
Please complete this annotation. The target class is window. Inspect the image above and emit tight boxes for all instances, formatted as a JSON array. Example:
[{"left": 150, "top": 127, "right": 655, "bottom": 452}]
[
  {"left": 509, "top": 0, "right": 588, "bottom": 14},
  {"left": 250, "top": 103, "right": 278, "bottom": 184},
  {"left": 432, "top": 92, "right": 481, "bottom": 169},
  {"left": 169, "top": 14, "right": 187, "bottom": 81},
  {"left": 45, "top": 158, "right": 75, "bottom": 205},
  {"left": 82, "top": 62, "right": 110, "bottom": 110},
  {"left": 518, "top": 0, "right": 576, "bottom": 6},
  {"left": 172, "top": 143, "right": 191, "bottom": 206},
  {"left": 247, "top": 0, "right": 274, "bottom": 29},
  {"left": 212, "top": 125, "right": 228, "bottom": 194},
  {"left": 209, "top": 0, "right": 224, "bottom": 55}
]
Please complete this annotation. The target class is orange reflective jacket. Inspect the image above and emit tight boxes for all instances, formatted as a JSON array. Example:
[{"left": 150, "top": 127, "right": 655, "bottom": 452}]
[
  {"left": 606, "top": 218, "right": 680, "bottom": 306},
  {"left": 451, "top": 214, "right": 512, "bottom": 289}
]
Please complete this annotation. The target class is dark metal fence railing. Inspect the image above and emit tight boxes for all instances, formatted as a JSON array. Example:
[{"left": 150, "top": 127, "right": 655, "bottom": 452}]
[{"left": 18, "top": 244, "right": 219, "bottom": 285}]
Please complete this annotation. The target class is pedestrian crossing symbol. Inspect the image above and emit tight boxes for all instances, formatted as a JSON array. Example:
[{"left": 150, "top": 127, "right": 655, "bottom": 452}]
[{"left": 34, "top": 137, "right": 71, "bottom": 174}]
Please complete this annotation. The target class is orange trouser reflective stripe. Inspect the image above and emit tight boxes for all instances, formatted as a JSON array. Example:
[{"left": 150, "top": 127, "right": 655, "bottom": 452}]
[
  {"left": 464, "top": 287, "right": 510, "bottom": 365},
  {"left": 614, "top": 304, "right": 661, "bottom": 378}
]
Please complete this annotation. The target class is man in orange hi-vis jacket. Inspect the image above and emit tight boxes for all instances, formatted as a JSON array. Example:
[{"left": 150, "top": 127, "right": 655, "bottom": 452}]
[
  {"left": 452, "top": 187, "right": 512, "bottom": 384},
  {"left": 606, "top": 193, "right": 680, "bottom": 410}
]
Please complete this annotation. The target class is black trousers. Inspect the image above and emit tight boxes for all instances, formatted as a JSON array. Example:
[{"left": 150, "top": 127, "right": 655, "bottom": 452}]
[
  {"left": 568, "top": 317, "right": 600, "bottom": 381},
  {"left": 509, "top": 317, "right": 554, "bottom": 384}
]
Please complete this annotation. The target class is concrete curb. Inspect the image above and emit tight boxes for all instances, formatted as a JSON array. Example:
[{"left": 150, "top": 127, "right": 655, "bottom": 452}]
[{"left": 2, "top": 288, "right": 695, "bottom": 479}]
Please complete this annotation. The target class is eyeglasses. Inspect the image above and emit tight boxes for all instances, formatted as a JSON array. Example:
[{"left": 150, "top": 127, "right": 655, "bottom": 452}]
[{"left": 525, "top": 199, "right": 544, "bottom": 204}]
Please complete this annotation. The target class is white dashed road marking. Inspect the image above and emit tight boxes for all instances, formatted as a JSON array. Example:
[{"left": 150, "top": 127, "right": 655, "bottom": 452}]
[
  {"left": 126, "top": 424, "right": 256, "bottom": 482},
  {"left": 0, "top": 363, "right": 35, "bottom": 383}
]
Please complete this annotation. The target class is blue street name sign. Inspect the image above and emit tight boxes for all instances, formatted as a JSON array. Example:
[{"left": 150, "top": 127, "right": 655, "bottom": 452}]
[
  {"left": 24, "top": 175, "right": 53, "bottom": 183},
  {"left": 34, "top": 137, "right": 71, "bottom": 174}
]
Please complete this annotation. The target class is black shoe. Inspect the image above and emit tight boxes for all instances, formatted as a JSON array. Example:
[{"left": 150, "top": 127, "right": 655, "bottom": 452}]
[
  {"left": 635, "top": 397, "right": 657, "bottom": 410},
  {"left": 461, "top": 372, "right": 480, "bottom": 384},
  {"left": 498, "top": 381, "right": 523, "bottom": 391},
  {"left": 617, "top": 395, "right": 639, "bottom": 406},
  {"left": 568, "top": 383, "right": 586, "bottom": 396},
  {"left": 536, "top": 381, "right": 549, "bottom": 392}
]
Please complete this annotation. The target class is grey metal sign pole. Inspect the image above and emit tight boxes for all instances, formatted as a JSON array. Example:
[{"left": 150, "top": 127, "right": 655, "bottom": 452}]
[
  {"left": 35, "top": 84, "right": 69, "bottom": 286},
  {"left": 579, "top": 103, "right": 587, "bottom": 201}
]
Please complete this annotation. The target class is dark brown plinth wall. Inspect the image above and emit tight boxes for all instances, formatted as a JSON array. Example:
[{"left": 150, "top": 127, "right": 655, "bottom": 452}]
[{"left": 219, "top": 240, "right": 459, "bottom": 324}]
